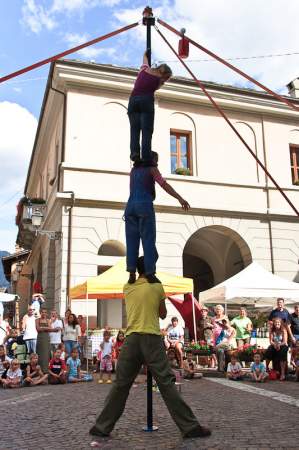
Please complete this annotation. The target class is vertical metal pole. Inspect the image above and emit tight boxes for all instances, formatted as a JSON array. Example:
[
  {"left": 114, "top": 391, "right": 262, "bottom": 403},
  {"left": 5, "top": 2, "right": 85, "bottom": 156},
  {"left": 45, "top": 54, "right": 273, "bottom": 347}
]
[
  {"left": 143, "top": 368, "right": 158, "bottom": 431},
  {"left": 146, "top": 20, "right": 152, "bottom": 66}
]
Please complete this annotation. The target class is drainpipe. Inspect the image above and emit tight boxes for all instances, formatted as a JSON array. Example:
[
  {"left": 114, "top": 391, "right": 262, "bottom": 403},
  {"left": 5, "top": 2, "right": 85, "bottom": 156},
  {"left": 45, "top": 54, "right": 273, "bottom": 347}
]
[
  {"left": 63, "top": 191, "right": 75, "bottom": 308},
  {"left": 261, "top": 117, "right": 275, "bottom": 274}
]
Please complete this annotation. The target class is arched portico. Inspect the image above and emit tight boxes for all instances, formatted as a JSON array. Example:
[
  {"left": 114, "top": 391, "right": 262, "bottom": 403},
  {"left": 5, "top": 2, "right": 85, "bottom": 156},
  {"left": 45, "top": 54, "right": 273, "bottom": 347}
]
[{"left": 183, "top": 225, "right": 252, "bottom": 298}]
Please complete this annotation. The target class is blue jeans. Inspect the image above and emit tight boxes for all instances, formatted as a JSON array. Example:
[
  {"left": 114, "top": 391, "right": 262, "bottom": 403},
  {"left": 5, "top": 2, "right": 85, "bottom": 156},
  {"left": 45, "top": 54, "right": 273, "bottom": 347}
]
[
  {"left": 64, "top": 340, "right": 78, "bottom": 357},
  {"left": 25, "top": 339, "right": 37, "bottom": 354},
  {"left": 128, "top": 95, "right": 154, "bottom": 163},
  {"left": 125, "top": 201, "right": 158, "bottom": 275}
]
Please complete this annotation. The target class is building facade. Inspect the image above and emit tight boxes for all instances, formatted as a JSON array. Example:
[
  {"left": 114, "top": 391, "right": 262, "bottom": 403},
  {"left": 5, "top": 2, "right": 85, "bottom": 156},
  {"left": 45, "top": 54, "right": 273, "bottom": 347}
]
[{"left": 16, "top": 60, "right": 299, "bottom": 327}]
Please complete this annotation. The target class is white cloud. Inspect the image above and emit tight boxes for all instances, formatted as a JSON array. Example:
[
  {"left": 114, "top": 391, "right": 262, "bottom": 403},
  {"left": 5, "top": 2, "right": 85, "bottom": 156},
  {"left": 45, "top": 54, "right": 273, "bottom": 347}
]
[
  {"left": 0, "top": 102, "right": 37, "bottom": 252},
  {"left": 64, "top": 32, "right": 116, "bottom": 59},
  {"left": 21, "top": 0, "right": 123, "bottom": 33},
  {"left": 114, "top": 0, "right": 299, "bottom": 92},
  {"left": 21, "top": 0, "right": 57, "bottom": 34}
]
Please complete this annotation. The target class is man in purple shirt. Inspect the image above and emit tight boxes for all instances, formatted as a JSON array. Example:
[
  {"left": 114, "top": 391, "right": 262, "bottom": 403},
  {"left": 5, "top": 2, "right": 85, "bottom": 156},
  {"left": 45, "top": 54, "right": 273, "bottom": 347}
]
[
  {"left": 128, "top": 51, "right": 172, "bottom": 164},
  {"left": 125, "top": 152, "right": 190, "bottom": 284}
]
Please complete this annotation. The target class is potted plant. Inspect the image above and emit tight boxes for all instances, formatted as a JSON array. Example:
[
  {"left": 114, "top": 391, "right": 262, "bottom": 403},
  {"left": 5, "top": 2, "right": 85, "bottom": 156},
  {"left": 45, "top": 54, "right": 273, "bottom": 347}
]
[
  {"left": 185, "top": 341, "right": 212, "bottom": 355},
  {"left": 175, "top": 167, "right": 191, "bottom": 176}
]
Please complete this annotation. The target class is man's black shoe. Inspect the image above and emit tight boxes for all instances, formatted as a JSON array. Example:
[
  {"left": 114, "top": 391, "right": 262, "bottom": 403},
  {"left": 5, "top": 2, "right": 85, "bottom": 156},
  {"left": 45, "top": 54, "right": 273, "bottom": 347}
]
[
  {"left": 183, "top": 425, "right": 211, "bottom": 439},
  {"left": 146, "top": 274, "right": 161, "bottom": 284},
  {"left": 89, "top": 426, "right": 109, "bottom": 438},
  {"left": 128, "top": 273, "right": 136, "bottom": 284}
]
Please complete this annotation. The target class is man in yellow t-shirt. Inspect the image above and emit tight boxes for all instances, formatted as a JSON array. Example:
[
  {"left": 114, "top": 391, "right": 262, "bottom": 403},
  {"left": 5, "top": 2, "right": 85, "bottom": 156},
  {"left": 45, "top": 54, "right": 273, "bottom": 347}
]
[{"left": 90, "top": 257, "right": 211, "bottom": 441}]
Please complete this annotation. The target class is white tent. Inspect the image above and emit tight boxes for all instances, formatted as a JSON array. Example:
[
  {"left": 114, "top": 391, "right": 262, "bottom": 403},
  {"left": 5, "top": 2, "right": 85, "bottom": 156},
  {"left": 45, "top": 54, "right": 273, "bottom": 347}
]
[
  {"left": 0, "top": 293, "right": 18, "bottom": 320},
  {"left": 199, "top": 262, "right": 299, "bottom": 306}
]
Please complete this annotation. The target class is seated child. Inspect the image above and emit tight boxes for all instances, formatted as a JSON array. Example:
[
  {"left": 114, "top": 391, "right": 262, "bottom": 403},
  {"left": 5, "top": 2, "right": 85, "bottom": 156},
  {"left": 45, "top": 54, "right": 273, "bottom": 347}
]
[
  {"left": 24, "top": 353, "right": 48, "bottom": 386},
  {"left": 250, "top": 353, "right": 268, "bottom": 382},
  {"left": 291, "top": 339, "right": 299, "bottom": 381},
  {"left": 183, "top": 350, "right": 203, "bottom": 379},
  {"left": 0, "top": 359, "right": 22, "bottom": 388},
  {"left": 227, "top": 355, "right": 243, "bottom": 380},
  {"left": 67, "top": 348, "right": 91, "bottom": 383},
  {"left": 0, "top": 345, "right": 11, "bottom": 381},
  {"left": 48, "top": 348, "right": 67, "bottom": 384},
  {"left": 167, "top": 348, "right": 179, "bottom": 369},
  {"left": 4, "top": 327, "right": 19, "bottom": 359},
  {"left": 98, "top": 330, "right": 113, "bottom": 384}
]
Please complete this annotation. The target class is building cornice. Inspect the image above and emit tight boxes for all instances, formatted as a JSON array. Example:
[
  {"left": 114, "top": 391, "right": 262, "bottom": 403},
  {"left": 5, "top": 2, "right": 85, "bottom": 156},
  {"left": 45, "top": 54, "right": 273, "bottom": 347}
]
[{"left": 53, "top": 60, "right": 299, "bottom": 120}]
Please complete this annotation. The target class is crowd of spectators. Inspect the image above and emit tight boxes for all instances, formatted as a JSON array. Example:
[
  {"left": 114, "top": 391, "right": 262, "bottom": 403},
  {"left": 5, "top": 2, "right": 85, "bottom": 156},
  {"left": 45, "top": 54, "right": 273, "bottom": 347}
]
[{"left": 0, "top": 296, "right": 298, "bottom": 388}]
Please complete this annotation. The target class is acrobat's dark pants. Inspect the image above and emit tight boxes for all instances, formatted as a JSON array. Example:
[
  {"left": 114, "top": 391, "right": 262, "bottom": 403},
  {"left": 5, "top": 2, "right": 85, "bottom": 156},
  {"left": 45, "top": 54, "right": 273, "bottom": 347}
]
[
  {"left": 125, "top": 201, "right": 158, "bottom": 275},
  {"left": 128, "top": 95, "right": 154, "bottom": 163},
  {"left": 92, "top": 333, "right": 200, "bottom": 436}
]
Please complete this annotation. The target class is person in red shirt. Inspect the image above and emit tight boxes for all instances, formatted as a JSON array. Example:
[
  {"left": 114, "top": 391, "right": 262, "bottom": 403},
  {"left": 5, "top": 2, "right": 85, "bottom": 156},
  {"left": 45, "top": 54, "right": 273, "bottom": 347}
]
[
  {"left": 128, "top": 50, "right": 172, "bottom": 164},
  {"left": 114, "top": 330, "right": 125, "bottom": 366},
  {"left": 48, "top": 348, "right": 66, "bottom": 384}
]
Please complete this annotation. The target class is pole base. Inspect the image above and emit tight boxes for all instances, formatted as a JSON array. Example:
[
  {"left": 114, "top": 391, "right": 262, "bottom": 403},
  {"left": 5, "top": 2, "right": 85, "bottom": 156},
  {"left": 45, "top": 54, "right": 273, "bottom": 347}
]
[{"left": 142, "top": 425, "right": 158, "bottom": 432}]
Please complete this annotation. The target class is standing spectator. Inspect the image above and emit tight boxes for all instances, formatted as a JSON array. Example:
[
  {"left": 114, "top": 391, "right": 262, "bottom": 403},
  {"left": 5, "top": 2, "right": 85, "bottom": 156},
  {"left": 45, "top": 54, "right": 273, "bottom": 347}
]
[
  {"left": 226, "top": 355, "right": 243, "bottom": 380},
  {"left": 165, "top": 317, "right": 184, "bottom": 368},
  {"left": 197, "top": 307, "right": 214, "bottom": 343},
  {"left": 215, "top": 320, "right": 235, "bottom": 372},
  {"left": 24, "top": 353, "right": 48, "bottom": 386},
  {"left": 22, "top": 307, "right": 38, "bottom": 354},
  {"left": 0, "top": 359, "right": 22, "bottom": 388},
  {"left": 231, "top": 307, "right": 252, "bottom": 349},
  {"left": 0, "top": 345, "right": 11, "bottom": 381},
  {"left": 48, "top": 348, "right": 67, "bottom": 384},
  {"left": 0, "top": 314, "right": 11, "bottom": 346},
  {"left": 36, "top": 308, "right": 52, "bottom": 374},
  {"left": 114, "top": 330, "right": 125, "bottom": 366},
  {"left": 289, "top": 305, "right": 299, "bottom": 345},
  {"left": 63, "top": 313, "right": 81, "bottom": 358},
  {"left": 268, "top": 298, "right": 292, "bottom": 337},
  {"left": 291, "top": 340, "right": 299, "bottom": 381},
  {"left": 250, "top": 353, "right": 268, "bottom": 382},
  {"left": 63, "top": 308, "right": 72, "bottom": 327},
  {"left": 49, "top": 310, "right": 63, "bottom": 355},
  {"left": 98, "top": 330, "right": 113, "bottom": 384},
  {"left": 30, "top": 294, "right": 45, "bottom": 317},
  {"left": 212, "top": 305, "right": 229, "bottom": 346},
  {"left": 265, "top": 317, "right": 288, "bottom": 381},
  {"left": 77, "top": 315, "right": 87, "bottom": 358}
]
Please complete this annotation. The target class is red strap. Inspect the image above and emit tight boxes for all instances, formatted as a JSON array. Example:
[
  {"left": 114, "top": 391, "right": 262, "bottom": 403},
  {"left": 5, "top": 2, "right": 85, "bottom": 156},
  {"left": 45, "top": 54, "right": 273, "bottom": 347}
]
[
  {"left": 157, "top": 18, "right": 299, "bottom": 113},
  {"left": 155, "top": 26, "right": 299, "bottom": 217},
  {"left": 0, "top": 22, "right": 139, "bottom": 84}
]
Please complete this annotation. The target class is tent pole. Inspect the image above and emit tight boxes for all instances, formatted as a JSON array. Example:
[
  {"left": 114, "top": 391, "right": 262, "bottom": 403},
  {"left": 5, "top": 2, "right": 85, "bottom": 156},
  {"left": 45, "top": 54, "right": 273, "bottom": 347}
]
[
  {"left": 192, "top": 294, "right": 197, "bottom": 343},
  {"left": 86, "top": 292, "right": 89, "bottom": 373}
]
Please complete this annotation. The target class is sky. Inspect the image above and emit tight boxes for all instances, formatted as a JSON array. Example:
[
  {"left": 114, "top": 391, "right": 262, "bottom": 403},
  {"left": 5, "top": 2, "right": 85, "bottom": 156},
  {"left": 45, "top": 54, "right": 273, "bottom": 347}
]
[{"left": 0, "top": 0, "right": 299, "bottom": 253}]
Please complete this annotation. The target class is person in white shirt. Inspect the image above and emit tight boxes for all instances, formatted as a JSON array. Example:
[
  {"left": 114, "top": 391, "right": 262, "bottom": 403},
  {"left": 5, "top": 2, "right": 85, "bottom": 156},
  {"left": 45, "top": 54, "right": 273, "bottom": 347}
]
[
  {"left": 0, "top": 315, "right": 10, "bottom": 346},
  {"left": 49, "top": 310, "right": 63, "bottom": 354},
  {"left": 226, "top": 355, "right": 243, "bottom": 380},
  {"left": 166, "top": 317, "right": 185, "bottom": 368},
  {"left": 22, "top": 307, "right": 38, "bottom": 354},
  {"left": 63, "top": 313, "right": 81, "bottom": 358}
]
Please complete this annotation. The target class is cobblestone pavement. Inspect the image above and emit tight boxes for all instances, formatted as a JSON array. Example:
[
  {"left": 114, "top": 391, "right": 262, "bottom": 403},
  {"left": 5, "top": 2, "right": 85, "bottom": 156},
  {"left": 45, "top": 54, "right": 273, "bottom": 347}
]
[{"left": 1, "top": 377, "right": 299, "bottom": 450}]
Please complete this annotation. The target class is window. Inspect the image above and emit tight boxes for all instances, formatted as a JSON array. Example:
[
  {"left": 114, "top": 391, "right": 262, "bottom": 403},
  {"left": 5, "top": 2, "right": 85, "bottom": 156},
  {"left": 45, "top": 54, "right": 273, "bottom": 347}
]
[
  {"left": 170, "top": 130, "right": 192, "bottom": 175},
  {"left": 290, "top": 145, "right": 299, "bottom": 184}
]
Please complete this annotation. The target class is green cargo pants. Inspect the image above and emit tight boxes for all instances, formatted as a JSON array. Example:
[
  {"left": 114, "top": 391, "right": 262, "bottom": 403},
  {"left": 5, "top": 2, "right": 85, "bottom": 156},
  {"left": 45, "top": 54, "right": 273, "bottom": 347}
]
[{"left": 93, "top": 333, "right": 200, "bottom": 436}]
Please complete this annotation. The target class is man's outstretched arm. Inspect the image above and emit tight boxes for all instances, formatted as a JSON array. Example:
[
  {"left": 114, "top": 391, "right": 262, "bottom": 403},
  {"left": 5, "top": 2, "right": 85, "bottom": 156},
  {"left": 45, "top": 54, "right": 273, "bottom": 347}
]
[{"left": 151, "top": 167, "right": 190, "bottom": 211}]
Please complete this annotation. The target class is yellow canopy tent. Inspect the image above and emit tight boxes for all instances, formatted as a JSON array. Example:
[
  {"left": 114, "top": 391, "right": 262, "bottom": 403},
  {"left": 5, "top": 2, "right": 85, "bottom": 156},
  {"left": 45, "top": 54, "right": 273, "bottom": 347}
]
[{"left": 70, "top": 258, "right": 193, "bottom": 299}]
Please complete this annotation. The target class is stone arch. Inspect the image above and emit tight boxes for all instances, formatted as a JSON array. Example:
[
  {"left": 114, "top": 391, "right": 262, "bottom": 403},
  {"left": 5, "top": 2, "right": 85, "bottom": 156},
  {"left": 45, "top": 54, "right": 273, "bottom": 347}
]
[
  {"left": 98, "top": 239, "right": 126, "bottom": 256},
  {"left": 183, "top": 225, "right": 252, "bottom": 298},
  {"left": 235, "top": 121, "right": 259, "bottom": 182},
  {"left": 170, "top": 112, "right": 198, "bottom": 175}
]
